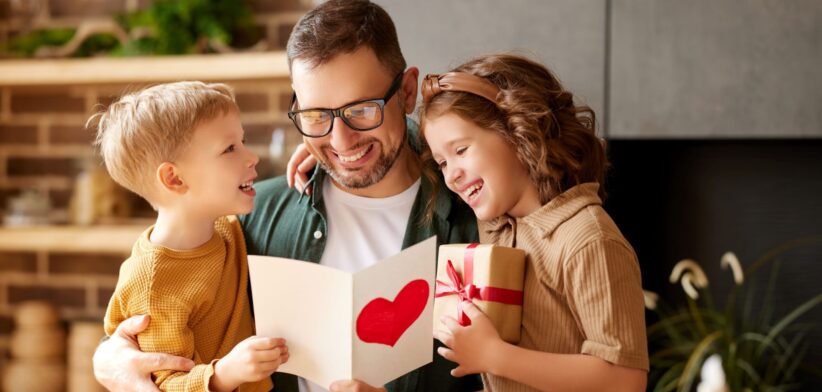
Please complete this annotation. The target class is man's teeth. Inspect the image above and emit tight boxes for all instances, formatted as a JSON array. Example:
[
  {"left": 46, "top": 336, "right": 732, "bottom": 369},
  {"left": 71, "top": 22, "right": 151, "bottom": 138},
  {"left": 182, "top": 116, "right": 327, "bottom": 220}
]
[
  {"left": 239, "top": 181, "right": 253, "bottom": 190},
  {"left": 463, "top": 183, "right": 482, "bottom": 199},
  {"left": 337, "top": 145, "right": 370, "bottom": 162}
]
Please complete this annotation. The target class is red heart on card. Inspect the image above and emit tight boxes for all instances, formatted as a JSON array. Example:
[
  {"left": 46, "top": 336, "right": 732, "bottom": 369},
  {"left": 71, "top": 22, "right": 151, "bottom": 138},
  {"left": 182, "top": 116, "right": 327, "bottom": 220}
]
[{"left": 356, "top": 279, "right": 430, "bottom": 347}]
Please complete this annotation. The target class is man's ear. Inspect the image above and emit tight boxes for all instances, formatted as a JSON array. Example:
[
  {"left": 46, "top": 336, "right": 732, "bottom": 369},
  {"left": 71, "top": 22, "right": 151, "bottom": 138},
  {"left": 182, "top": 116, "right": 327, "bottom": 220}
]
[
  {"left": 401, "top": 67, "right": 420, "bottom": 115},
  {"left": 289, "top": 83, "right": 297, "bottom": 110},
  {"left": 156, "top": 162, "right": 187, "bottom": 194}
]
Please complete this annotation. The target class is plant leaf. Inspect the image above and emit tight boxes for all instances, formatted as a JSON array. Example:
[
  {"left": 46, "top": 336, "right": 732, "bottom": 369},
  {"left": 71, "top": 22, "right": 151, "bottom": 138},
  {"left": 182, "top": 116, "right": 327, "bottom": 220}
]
[
  {"left": 744, "top": 236, "right": 822, "bottom": 277},
  {"left": 736, "top": 357, "right": 762, "bottom": 385},
  {"left": 758, "top": 258, "right": 782, "bottom": 331},
  {"left": 678, "top": 330, "right": 723, "bottom": 391},
  {"left": 687, "top": 298, "right": 709, "bottom": 336},
  {"left": 653, "top": 362, "right": 684, "bottom": 392},
  {"left": 756, "top": 293, "right": 822, "bottom": 357}
]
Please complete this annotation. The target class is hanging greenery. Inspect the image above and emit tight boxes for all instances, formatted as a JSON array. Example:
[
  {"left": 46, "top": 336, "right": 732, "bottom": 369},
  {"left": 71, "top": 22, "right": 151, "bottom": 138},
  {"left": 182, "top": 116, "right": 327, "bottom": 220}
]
[
  {"left": 2, "top": 0, "right": 263, "bottom": 58},
  {"left": 117, "top": 0, "right": 261, "bottom": 55}
]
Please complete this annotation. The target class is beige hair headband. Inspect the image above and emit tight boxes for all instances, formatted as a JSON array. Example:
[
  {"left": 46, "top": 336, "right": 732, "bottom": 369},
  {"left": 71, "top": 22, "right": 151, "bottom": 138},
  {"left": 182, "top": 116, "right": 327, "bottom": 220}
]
[{"left": 421, "top": 72, "right": 501, "bottom": 105}]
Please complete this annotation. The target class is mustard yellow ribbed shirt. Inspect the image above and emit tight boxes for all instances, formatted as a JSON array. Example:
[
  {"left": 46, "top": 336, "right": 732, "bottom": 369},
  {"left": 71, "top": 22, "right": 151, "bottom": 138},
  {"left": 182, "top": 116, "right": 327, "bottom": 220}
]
[{"left": 104, "top": 216, "right": 272, "bottom": 392}]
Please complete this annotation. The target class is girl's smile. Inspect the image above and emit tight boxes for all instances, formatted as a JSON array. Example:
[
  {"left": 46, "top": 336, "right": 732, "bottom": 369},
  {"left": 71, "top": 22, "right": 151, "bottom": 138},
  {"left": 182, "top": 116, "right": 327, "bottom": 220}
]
[
  {"left": 455, "top": 179, "right": 484, "bottom": 208},
  {"left": 424, "top": 113, "right": 541, "bottom": 220}
]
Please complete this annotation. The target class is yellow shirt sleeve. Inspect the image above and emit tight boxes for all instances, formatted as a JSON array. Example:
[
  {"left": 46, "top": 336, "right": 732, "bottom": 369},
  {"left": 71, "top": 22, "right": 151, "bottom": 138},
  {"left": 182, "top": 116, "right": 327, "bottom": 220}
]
[{"left": 140, "top": 292, "right": 218, "bottom": 391}]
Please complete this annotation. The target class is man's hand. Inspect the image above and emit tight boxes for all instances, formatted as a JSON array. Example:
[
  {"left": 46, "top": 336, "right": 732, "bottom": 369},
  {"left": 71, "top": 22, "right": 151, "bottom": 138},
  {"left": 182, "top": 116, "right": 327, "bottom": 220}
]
[
  {"left": 434, "top": 301, "right": 505, "bottom": 377},
  {"left": 93, "top": 315, "right": 194, "bottom": 392},
  {"left": 329, "top": 379, "right": 387, "bottom": 392},
  {"left": 286, "top": 143, "right": 317, "bottom": 195}
]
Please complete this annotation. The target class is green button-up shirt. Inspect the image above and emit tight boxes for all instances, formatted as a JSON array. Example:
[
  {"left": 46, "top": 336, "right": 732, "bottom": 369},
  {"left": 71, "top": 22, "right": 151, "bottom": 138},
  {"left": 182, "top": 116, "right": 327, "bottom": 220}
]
[{"left": 239, "top": 124, "right": 481, "bottom": 392}]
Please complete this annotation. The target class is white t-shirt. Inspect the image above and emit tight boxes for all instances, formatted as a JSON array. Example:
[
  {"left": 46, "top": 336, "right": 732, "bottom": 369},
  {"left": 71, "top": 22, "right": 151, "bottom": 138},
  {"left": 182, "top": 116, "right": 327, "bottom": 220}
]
[{"left": 299, "top": 176, "right": 422, "bottom": 392}]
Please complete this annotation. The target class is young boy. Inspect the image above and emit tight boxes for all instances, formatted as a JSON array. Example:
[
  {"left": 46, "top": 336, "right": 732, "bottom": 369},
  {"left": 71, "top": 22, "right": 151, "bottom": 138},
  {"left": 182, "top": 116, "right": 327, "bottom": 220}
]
[{"left": 92, "top": 81, "right": 287, "bottom": 392}]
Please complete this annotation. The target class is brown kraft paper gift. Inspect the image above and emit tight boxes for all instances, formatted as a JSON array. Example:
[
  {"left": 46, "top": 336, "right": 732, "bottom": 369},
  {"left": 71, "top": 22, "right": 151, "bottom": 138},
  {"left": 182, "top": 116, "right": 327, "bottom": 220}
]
[{"left": 433, "top": 243, "right": 526, "bottom": 343}]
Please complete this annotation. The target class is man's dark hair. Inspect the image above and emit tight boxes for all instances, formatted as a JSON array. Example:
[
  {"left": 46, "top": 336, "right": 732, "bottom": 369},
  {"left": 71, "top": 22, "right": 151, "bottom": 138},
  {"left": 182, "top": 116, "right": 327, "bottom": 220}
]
[{"left": 286, "top": 0, "right": 406, "bottom": 75}]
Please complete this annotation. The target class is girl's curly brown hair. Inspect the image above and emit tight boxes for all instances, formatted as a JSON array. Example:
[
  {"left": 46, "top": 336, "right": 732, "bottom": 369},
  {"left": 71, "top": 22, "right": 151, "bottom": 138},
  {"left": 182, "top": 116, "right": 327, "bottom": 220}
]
[{"left": 419, "top": 53, "right": 608, "bottom": 211}]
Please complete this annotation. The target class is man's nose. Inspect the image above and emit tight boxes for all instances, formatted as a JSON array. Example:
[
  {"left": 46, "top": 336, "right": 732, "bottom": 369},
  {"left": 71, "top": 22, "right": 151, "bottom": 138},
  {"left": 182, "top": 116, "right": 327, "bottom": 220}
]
[{"left": 329, "top": 117, "right": 360, "bottom": 150}]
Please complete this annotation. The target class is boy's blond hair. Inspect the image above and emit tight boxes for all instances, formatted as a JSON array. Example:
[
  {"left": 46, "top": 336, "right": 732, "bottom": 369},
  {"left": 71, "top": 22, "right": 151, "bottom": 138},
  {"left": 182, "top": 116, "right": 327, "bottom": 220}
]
[{"left": 89, "top": 81, "right": 238, "bottom": 204}]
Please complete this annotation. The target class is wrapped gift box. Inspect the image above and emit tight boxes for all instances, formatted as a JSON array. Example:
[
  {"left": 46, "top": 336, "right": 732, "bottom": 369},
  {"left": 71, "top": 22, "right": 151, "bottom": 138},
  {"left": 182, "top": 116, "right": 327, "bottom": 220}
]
[{"left": 433, "top": 243, "right": 526, "bottom": 343}]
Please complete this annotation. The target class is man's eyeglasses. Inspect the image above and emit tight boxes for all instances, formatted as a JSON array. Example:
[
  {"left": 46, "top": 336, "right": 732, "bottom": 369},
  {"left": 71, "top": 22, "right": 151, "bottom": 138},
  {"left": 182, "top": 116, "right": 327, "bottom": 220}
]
[{"left": 288, "top": 71, "right": 405, "bottom": 138}]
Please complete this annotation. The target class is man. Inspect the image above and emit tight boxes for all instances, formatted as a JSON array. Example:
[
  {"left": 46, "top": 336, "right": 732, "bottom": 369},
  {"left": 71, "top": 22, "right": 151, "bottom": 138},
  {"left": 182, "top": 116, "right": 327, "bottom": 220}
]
[{"left": 93, "top": 1, "right": 481, "bottom": 391}]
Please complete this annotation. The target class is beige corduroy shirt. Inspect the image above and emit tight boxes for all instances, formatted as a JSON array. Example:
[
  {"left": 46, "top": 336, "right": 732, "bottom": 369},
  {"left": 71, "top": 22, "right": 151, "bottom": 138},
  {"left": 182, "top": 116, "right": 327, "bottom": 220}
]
[{"left": 479, "top": 183, "right": 648, "bottom": 392}]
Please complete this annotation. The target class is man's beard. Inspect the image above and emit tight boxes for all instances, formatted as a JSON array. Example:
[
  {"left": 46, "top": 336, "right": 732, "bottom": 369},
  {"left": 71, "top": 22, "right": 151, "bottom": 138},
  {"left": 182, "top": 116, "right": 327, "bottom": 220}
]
[{"left": 318, "top": 137, "right": 404, "bottom": 189}]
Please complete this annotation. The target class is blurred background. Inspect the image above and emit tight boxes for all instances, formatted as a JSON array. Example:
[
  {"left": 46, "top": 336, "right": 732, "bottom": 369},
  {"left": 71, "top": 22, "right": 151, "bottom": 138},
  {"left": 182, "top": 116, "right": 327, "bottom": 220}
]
[{"left": 0, "top": 0, "right": 820, "bottom": 391}]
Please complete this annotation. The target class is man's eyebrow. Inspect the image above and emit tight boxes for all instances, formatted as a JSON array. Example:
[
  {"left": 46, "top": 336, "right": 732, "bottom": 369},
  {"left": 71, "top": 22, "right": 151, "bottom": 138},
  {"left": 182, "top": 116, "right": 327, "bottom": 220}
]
[{"left": 293, "top": 88, "right": 387, "bottom": 111}]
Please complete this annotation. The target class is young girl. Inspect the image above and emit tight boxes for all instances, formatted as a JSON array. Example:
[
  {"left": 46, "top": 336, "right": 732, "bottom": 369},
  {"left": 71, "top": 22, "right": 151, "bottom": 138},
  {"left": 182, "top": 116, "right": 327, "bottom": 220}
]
[
  {"left": 286, "top": 54, "right": 648, "bottom": 391},
  {"left": 417, "top": 54, "right": 648, "bottom": 391}
]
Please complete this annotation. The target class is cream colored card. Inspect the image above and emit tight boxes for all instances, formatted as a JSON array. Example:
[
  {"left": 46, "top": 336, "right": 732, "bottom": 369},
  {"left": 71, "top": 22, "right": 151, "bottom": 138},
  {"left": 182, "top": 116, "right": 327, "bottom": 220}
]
[{"left": 248, "top": 236, "right": 436, "bottom": 388}]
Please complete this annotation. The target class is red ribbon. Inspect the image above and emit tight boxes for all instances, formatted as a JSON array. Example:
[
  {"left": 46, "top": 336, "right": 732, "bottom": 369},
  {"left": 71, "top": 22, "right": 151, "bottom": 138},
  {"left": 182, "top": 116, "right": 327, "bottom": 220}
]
[{"left": 435, "top": 243, "right": 523, "bottom": 326}]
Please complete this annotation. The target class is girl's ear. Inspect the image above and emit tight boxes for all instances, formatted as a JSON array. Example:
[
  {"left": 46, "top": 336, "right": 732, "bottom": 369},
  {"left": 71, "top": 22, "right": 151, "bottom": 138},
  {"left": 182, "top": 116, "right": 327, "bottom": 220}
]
[
  {"left": 156, "top": 162, "right": 187, "bottom": 194},
  {"left": 400, "top": 67, "right": 420, "bottom": 115}
]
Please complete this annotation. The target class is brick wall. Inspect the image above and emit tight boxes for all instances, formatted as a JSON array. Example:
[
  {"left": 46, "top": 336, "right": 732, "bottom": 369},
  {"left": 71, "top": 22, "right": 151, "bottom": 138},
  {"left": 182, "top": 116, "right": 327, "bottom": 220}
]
[
  {"left": 0, "top": 0, "right": 310, "bottom": 379},
  {"left": 0, "top": 79, "right": 303, "bottom": 217},
  {"left": 0, "top": 78, "right": 304, "bottom": 373}
]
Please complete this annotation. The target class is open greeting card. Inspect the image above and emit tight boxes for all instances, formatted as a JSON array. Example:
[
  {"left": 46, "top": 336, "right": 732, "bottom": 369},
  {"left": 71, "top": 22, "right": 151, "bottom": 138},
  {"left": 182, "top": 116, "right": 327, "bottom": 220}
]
[{"left": 247, "top": 236, "right": 437, "bottom": 388}]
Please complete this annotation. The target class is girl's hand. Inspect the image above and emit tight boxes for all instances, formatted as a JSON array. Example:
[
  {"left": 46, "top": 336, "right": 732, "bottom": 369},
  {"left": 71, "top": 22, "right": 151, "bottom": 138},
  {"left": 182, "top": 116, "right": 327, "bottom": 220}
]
[
  {"left": 286, "top": 143, "right": 317, "bottom": 195},
  {"left": 210, "top": 336, "right": 289, "bottom": 392},
  {"left": 433, "top": 301, "right": 505, "bottom": 377}
]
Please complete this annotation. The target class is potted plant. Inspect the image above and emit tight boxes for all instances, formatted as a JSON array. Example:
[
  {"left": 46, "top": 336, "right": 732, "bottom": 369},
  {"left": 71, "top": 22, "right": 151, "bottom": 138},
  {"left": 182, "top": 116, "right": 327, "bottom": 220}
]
[{"left": 644, "top": 237, "right": 822, "bottom": 391}]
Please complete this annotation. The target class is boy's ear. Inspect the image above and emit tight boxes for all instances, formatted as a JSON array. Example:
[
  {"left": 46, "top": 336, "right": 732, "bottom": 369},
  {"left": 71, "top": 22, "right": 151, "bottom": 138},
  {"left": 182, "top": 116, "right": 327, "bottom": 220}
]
[{"left": 156, "top": 162, "right": 187, "bottom": 194}]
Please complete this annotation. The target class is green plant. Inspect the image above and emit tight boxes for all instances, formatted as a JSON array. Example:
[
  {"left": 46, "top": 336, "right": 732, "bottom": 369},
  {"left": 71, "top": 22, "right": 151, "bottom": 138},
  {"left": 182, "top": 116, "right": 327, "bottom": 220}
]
[
  {"left": 3, "top": 28, "right": 73, "bottom": 56},
  {"left": 645, "top": 237, "right": 822, "bottom": 392},
  {"left": 1, "top": 28, "right": 122, "bottom": 57},
  {"left": 118, "top": 0, "right": 260, "bottom": 55},
  {"left": 2, "top": 0, "right": 261, "bottom": 58}
]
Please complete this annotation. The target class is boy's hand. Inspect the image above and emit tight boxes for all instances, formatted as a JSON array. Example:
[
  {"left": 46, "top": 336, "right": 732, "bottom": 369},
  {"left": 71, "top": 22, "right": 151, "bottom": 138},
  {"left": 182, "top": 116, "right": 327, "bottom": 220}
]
[
  {"left": 211, "top": 336, "right": 289, "bottom": 392},
  {"left": 286, "top": 143, "right": 316, "bottom": 195},
  {"left": 329, "top": 379, "right": 387, "bottom": 392},
  {"left": 93, "top": 315, "right": 195, "bottom": 392},
  {"left": 434, "top": 301, "right": 505, "bottom": 377}
]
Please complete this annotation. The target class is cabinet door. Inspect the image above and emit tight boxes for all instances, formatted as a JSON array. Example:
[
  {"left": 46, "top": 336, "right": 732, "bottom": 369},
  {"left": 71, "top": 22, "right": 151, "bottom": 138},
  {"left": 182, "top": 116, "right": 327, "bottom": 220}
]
[
  {"left": 609, "top": 0, "right": 822, "bottom": 138},
  {"left": 378, "top": 0, "right": 607, "bottom": 119}
]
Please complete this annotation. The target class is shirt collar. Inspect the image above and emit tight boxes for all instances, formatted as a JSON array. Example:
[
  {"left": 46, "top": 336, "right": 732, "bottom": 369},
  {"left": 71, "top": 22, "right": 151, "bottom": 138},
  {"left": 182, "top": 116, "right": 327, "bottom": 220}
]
[
  {"left": 296, "top": 165, "right": 325, "bottom": 207},
  {"left": 483, "top": 182, "right": 603, "bottom": 237},
  {"left": 307, "top": 164, "right": 451, "bottom": 217}
]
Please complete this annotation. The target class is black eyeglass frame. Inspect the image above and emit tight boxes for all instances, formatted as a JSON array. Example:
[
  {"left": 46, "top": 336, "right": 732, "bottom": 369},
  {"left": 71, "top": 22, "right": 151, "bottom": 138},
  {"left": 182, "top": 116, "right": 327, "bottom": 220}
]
[{"left": 287, "top": 71, "right": 405, "bottom": 138}]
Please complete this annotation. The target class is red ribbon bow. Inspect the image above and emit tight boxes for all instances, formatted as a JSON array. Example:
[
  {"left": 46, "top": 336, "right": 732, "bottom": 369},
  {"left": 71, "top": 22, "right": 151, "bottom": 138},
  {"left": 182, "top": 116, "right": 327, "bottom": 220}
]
[{"left": 435, "top": 243, "right": 523, "bottom": 326}]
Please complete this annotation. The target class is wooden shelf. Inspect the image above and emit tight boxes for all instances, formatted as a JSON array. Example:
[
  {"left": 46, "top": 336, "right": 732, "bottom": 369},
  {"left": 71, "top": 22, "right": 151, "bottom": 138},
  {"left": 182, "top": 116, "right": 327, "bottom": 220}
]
[
  {"left": 0, "top": 224, "right": 148, "bottom": 253},
  {"left": 0, "top": 51, "right": 290, "bottom": 86}
]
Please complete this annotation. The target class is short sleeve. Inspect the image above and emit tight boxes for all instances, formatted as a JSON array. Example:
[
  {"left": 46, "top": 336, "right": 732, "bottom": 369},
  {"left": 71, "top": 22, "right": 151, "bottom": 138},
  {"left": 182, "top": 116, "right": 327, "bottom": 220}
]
[{"left": 563, "top": 238, "right": 649, "bottom": 371}]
